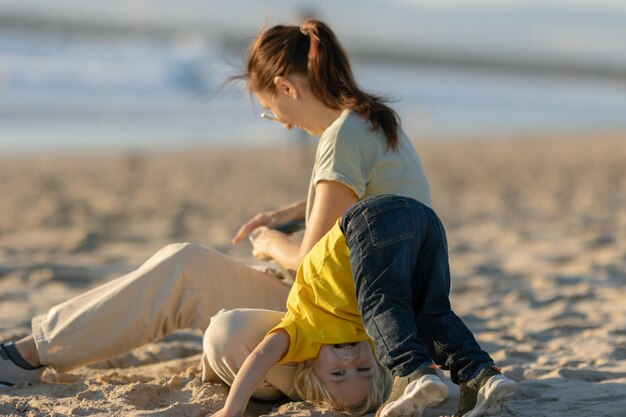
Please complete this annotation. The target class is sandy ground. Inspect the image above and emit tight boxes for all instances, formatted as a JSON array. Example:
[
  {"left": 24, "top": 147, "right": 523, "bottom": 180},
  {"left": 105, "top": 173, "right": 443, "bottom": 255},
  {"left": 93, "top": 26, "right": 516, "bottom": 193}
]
[{"left": 1, "top": 133, "right": 625, "bottom": 417}]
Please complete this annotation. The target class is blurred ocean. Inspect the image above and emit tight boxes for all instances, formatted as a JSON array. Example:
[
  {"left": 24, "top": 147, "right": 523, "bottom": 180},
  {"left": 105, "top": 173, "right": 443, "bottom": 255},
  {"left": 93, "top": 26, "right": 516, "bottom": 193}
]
[{"left": 1, "top": 0, "right": 625, "bottom": 152}]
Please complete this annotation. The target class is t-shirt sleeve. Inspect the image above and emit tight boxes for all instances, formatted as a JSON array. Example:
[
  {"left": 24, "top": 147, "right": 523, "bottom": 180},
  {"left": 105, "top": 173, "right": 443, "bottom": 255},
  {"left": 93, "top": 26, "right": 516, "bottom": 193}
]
[
  {"left": 269, "top": 315, "right": 320, "bottom": 364},
  {"left": 314, "top": 126, "right": 367, "bottom": 198}
]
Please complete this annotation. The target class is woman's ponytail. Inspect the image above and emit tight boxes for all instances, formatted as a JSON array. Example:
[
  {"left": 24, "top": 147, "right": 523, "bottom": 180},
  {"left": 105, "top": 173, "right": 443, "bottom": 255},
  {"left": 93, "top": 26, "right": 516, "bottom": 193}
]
[{"left": 244, "top": 19, "right": 400, "bottom": 150}]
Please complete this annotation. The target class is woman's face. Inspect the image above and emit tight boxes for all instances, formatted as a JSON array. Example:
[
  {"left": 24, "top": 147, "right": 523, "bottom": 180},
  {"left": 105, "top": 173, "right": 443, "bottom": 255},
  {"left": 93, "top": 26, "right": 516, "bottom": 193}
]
[
  {"left": 255, "top": 90, "right": 303, "bottom": 133},
  {"left": 254, "top": 75, "right": 317, "bottom": 136},
  {"left": 312, "top": 341, "right": 376, "bottom": 408}
]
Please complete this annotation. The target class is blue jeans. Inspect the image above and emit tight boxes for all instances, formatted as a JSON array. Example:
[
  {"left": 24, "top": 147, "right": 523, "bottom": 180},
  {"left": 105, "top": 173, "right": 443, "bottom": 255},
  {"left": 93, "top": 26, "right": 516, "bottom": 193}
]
[{"left": 340, "top": 195, "right": 493, "bottom": 384}]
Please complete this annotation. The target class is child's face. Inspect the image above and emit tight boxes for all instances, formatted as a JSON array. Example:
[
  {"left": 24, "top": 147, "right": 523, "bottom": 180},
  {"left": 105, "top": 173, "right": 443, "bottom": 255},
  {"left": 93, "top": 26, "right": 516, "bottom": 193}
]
[{"left": 312, "top": 341, "right": 376, "bottom": 408}]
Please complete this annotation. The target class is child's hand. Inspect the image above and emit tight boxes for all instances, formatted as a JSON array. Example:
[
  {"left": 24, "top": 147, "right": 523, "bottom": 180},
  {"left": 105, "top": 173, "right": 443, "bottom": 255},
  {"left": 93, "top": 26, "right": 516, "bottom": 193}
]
[
  {"left": 210, "top": 331, "right": 289, "bottom": 417},
  {"left": 208, "top": 407, "right": 242, "bottom": 417}
]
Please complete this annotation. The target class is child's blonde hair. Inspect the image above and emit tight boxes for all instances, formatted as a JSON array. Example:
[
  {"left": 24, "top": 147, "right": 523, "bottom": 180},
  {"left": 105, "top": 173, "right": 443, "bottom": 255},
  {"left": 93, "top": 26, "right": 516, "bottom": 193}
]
[{"left": 293, "top": 357, "right": 392, "bottom": 416}]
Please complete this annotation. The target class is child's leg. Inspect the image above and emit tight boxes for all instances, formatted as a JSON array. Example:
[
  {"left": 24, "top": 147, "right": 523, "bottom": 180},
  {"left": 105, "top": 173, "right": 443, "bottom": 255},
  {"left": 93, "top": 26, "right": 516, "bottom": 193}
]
[
  {"left": 341, "top": 195, "right": 492, "bottom": 384},
  {"left": 31, "top": 243, "right": 290, "bottom": 373},
  {"left": 408, "top": 206, "right": 494, "bottom": 385},
  {"left": 340, "top": 195, "right": 433, "bottom": 378},
  {"left": 202, "top": 308, "right": 298, "bottom": 401}
]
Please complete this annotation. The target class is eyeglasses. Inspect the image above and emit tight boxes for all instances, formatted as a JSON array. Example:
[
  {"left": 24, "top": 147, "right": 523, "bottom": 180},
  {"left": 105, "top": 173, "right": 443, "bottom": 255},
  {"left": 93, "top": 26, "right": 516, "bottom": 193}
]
[{"left": 260, "top": 109, "right": 280, "bottom": 122}]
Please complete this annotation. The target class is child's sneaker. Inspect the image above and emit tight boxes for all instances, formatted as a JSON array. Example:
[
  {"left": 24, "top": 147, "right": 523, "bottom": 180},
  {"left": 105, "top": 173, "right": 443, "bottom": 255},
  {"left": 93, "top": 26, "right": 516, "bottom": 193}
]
[
  {"left": 0, "top": 342, "right": 45, "bottom": 388},
  {"left": 456, "top": 365, "right": 516, "bottom": 417},
  {"left": 376, "top": 363, "right": 448, "bottom": 417}
]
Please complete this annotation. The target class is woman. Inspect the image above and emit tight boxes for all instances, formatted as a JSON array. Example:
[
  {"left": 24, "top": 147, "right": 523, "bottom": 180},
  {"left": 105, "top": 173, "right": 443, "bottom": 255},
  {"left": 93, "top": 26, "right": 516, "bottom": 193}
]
[
  {"left": 230, "top": 18, "right": 431, "bottom": 273},
  {"left": 1, "top": 19, "right": 431, "bottom": 409}
]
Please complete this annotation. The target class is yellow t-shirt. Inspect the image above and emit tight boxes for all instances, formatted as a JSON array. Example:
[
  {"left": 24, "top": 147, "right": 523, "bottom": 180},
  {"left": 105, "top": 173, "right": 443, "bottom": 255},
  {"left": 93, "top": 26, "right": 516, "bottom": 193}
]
[{"left": 270, "top": 219, "right": 372, "bottom": 365}]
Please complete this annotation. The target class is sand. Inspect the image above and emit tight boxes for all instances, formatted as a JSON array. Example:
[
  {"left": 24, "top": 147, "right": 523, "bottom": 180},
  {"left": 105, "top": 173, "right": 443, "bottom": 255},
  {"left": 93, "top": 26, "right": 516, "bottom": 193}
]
[{"left": 1, "top": 134, "right": 625, "bottom": 416}]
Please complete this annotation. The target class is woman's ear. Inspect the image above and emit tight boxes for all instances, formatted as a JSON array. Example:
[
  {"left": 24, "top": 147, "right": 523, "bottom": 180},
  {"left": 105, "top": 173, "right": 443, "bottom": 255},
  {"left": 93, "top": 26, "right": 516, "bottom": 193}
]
[{"left": 273, "top": 76, "right": 299, "bottom": 99}]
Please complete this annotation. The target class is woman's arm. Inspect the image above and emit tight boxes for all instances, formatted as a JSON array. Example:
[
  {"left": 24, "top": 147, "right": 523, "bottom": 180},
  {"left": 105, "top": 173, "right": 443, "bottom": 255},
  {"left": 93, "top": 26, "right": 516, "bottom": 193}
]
[
  {"left": 231, "top": 200, "right": 306, "bottom": 245},
  {"left": 249, "top": 180, "right": 358, "bottom": 272},
  {"left": 210, "top": 330, "right": 290, "bottom": 417}
]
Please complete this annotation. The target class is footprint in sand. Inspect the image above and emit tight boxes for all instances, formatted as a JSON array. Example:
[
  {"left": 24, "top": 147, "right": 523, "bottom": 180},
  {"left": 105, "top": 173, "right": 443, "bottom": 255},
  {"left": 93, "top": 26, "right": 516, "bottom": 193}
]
[
  {"left": 585, "top": 234, "right": 615, "bottom": 250},
  {"left": 528, "top": 291, "right": 596, "bottom": 309},
  {"left": 529, "top": 323, "right": 601, "bottom": 342},
  {"left": 499, "top": 350, "right": 539, "bottom": 367},
  {"left": 557, "top": 368, "right": 626, "bottom": 382},
  {"left": 610, "top": 341, "right": 626, "bottom": 360},
  {"left": 110, "top": 382, "right": 177, "bottom": 409},
  {"left": 553, "top": 275, "right": 585, "bottom": 286},
  {"left": 513, "top": 381, "right": 556, "bottom": 400},
  {"left": 551, "top": 309, "right": 587, "bottom": 321},
  {"left": 602, "top": 263, "right": 626, "bottom": 286},
  {"left": 71, "top": 231, "right": 103, "bottom": 253}
]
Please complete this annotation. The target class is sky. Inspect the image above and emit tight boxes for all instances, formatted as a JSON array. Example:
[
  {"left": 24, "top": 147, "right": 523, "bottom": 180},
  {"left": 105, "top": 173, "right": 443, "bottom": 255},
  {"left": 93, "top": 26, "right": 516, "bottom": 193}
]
[
  {"left": 391, "top": 0, "right": 626, "bottom": 10},
  {"left": 2, "top": 0, "right": 625, "bottom": 68},
  {"left": 1, "top": 0, "right": 625, "bottom": 151}
]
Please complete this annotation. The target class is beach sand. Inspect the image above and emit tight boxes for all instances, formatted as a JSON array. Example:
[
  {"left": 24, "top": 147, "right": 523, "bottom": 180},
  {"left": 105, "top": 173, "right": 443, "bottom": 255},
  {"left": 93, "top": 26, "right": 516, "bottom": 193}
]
[{"left": 1, "top": 134, "right": 625, "bottom": 416}]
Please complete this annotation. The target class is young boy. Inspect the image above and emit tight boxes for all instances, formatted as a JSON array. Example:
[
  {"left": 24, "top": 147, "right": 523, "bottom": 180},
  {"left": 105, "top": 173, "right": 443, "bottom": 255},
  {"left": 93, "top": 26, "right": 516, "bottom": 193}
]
[{"left": 339, "top": 194, "right": 516, "bottom": 417}]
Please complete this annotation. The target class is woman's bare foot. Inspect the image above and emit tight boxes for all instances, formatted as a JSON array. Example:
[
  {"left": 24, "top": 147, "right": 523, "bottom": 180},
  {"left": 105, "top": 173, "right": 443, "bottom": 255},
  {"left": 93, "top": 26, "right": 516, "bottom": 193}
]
[
  {"left": 1, "top": 337, "right": 44, "bottom": 386},
  {"left": 15, "top": 336, "right": 41, "bottom": 368}
]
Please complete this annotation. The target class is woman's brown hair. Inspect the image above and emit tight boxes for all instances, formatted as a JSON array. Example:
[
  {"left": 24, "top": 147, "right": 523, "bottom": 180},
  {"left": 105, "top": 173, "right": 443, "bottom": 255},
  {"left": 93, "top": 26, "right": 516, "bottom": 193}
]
[{"left": 240, "top": 19, "right": 400, "bottom": 150}]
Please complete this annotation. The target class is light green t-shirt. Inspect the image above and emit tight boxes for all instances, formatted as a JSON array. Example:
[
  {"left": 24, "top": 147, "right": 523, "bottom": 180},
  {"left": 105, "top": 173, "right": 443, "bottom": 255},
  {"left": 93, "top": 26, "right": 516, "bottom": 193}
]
[{"left": 305, "top": 110, "right": 432, "bottom": 222}]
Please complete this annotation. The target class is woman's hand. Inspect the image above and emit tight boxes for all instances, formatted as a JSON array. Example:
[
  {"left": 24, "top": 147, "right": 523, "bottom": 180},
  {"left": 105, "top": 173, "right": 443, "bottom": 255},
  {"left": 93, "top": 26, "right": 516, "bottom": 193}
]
[
  {"left": 232, "top": 212, "right": 273, "bottom": 245},
  {"left": 246, "top": 181, "right": 358, "bottom": 273},
  {"left": 248, "top": 227, "right": 288, "bottom": 261},
  {"left": 234, "top": 182, "right": 357, "bottom": 272},
  {"left": 231, "top": 201, "right": 306, "bottom": 245}
]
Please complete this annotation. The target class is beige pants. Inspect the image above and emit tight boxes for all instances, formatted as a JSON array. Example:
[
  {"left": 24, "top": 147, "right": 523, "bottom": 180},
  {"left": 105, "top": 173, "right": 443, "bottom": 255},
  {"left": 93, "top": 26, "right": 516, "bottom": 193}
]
[
  {"left": 203, "top": 308, "right": 298, "bottom": 400},
  {"left": 32, "top": 242, "right": 296, "bottom": 399}
]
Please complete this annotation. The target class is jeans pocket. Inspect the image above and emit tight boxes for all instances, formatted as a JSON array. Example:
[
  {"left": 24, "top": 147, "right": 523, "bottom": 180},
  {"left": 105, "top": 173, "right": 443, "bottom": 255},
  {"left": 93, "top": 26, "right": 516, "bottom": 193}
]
[{"left": 363, "top": 200, "right": 415, "bottom": 248}]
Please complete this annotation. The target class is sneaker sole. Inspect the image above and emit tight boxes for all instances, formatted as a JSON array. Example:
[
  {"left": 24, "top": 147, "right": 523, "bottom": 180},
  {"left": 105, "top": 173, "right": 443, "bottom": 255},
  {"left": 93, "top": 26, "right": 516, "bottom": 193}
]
[
  {"left": 379, "top": 374, "right": 449, "bottom": 417},
  {"left": 462, "top": 375, "right": 516, "bottom": 417}
]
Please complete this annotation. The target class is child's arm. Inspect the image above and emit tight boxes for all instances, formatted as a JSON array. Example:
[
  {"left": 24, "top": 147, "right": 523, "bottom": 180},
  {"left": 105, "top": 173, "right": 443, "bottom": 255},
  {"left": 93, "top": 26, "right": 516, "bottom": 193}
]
[{"left": 210, "top": 330, "right": 290, "bottom": 417}]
